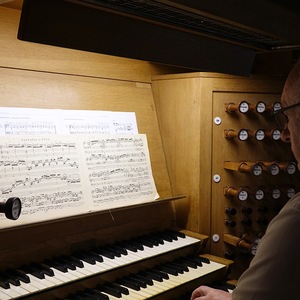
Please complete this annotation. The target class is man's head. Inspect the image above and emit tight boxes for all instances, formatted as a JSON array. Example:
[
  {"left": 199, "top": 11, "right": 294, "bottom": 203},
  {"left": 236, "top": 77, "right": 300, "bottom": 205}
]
[{"left": 281, "top": 61, "right": 300, "bottom": 169}]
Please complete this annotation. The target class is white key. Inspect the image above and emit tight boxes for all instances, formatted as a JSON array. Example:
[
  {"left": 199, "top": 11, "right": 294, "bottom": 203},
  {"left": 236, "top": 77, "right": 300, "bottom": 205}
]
[
  {"left": 81, "top": 260, "right": 106, "bottom": 274},
  {"left": 0, "top": 289, "right": 11, "bottom": 300},
  {"left": 49, "top": 267, "right": 76, "bottom": 281},
  {"left": 118, "top": 285, "right": 151, "bottom": 300},
  {"left": 24, "top": 274, "right": 49, "bottom": 290},
  {"left": 43, "top": 274, "right": 63, "bottom": 286},
  {"left": 18, "top": 280, "right": 40, "bottom": 293},
  {"left": 3, "top": 283, "right": 28, "bottom": 298}
]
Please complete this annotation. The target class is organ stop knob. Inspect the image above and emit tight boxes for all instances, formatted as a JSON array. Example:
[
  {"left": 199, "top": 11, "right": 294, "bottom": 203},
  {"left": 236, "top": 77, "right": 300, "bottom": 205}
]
[{"left": 0, "top": 197, "right": 22, "bottom": 220}]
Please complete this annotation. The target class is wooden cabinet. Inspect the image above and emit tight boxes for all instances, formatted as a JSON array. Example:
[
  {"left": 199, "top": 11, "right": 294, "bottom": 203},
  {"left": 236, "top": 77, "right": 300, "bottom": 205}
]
[{"left": 152, "top": 72, "right": 298, "bottom": 277}]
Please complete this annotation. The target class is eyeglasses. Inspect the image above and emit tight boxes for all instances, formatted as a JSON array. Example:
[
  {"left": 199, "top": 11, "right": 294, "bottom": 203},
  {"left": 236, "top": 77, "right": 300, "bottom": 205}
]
[{"left": 272, "top": 102, "right": 300, "bottom": 130}]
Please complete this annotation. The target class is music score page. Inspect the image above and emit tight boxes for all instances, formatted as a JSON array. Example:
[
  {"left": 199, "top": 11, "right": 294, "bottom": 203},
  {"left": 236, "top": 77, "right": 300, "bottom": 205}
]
[
  {"left": 0, "top": 134, "right": 158, "bottom": 228},
  {"left": 0, "top": 108, "right": 158, "bottom": 228}
]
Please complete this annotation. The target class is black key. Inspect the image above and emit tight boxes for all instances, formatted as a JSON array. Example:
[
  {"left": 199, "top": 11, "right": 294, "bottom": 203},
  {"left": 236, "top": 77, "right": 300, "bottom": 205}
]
[
  {"left": 199, "top": 256, "right": 210, "bottom": 264},
  {"left": 102, "top": 245, "right": 122, "bottom": 257},
  {"left": 128, "top": 240, "right": 144, "bottom": 251},
  {"left": 154, "top": 231, "right": 174, "bottom": 242},
  {"left": 70, "top": 293, "right": 88, "bottom": 300},
  {"left": 117, "top": 278, "right": 140, "bottom": 291},
  {"left": 134, "top": 274, "right": 153, "bottom": 286},
  {"left": 44, "top": 259, "right": 68, "bottom": 273},
  {"left": 177, "top": 258, "right": 198, "bottom": 269},
  {"left": 171, "top": 261, "right": 189, "bottom": 272},
  {"left": 74, "top": 251, "right": 96, "bottom": 265},
  {"left": 184, "top": 256, "right": 203, "bottom": 267},
  {"left": 111, "top": 244, "right": 128, "bottom": 256},
  {"left": 172, "top": 259, "right": 189, "bottom": 272},
  {"left": 150, "top": 269, "right": 169, "bottom": 280},
  {"left": 141, "top": 270, "right": 163, "bottom": 282},
  {"left": 165, "top": 230, "right": 186, "bottom": 239},
  {"left": 98, "top": 283, "right": 122, "bottom": 298},
  {"left": 33, "top": 263, "right": 55, "bottom": 277},
  {"left": 74, "top": 251, "right": 103, "bottom": 265},
  {"left": 95, "top": 248, "right": 115, "bottom": 259},
  {"left": 6, "top": 269, "right": 30, "bottom": 284},
  {"left": 87, "top": 289, "right": 110, "bottom": 300},
  {"left": 122, "top": 237, "right": 145, "bottom": 251},
  {"left": 0, "top": 275, "right": 10, "bottom": 289},
  {"left": 133, "top": 237, "right": 154, "bottom": 248},
  {"left": 157, "top": 265, "right": 179, "bottom": 276},
  {"left": 171, "top": 230, "right": 186, "bottom": 239},
  {"left": 110, "top": 282, "right": 129, "bottom": 295},
  {"left": 21, "top": 265, "right": 45, "bottom": 279},
  {"left": 148, "top": 233, "right": 165, "bottom": 244},
  {"left": 140, "top": 236, "right": 160, "bottom": 246},
  {"left": 167, "top": 263, "right": 185, "bottom": 274},
  {"left": 116, "top": 241, "right": 139, "bottom": 253},
  {"left": 56, "top": 257, "right": 77, "bottom": 271},
  {"left": 67, "top": 256, "right": 85, "bottom": 268},
  {"left": 129, "top": 275, "right": 148, "bottom": 288},
  {"left": 77, "top": 291, "right": 96, "bottom": 300},
  {"left": 0, "top": 271, "right": 20, "bottom": 286},
  {"left": 88, "top": 250, "right": 104, "bottom": 263},
  {"left": 165, "top": 230, "right": 179, "bottom": 240}
]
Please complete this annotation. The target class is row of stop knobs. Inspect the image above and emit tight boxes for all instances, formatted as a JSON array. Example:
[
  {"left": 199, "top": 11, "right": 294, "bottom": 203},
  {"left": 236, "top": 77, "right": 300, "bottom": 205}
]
[{"left": 224, "top": 161, "right": 297, "bottom": 176}]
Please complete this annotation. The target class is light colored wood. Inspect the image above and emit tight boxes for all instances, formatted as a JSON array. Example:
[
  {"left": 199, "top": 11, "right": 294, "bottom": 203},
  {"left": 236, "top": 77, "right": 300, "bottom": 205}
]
[
  {"left": 0, "top": 200, "right": 178, "bottom": 269},
  {"left": 223, "top": 233, "right": 240, "bottom": 247},
  {"left": 0, "top": 8, "right": 230, "bottom": 299},
  {"left": 152, "top": 76, "right": 205, "bottom": 233},
  {"left": 181, "top": 229, "right": 209, "bottom": 243},
  {"left": 181, "top": 229, "right": 209, "bottom": 250},
  {"left": 152, "top": 72, "right": 299, "bottom": 279},
  {"left": 0, "top": 67, "right": 172, "bottom": 200},
  {"left": 200, "top": 253, "right": 234, "bottom": 269},
  {"left": 0, "top": 0, "right": 22, "bottom": 9}
]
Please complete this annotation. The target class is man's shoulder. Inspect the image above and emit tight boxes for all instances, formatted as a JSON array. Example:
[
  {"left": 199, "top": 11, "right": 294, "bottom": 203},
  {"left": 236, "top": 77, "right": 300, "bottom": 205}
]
[{"left": 286, "top": 192, "right": 300, "bottom": 210}]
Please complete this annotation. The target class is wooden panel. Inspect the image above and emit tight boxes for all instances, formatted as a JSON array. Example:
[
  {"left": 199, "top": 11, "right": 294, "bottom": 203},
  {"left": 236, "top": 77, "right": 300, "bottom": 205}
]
[
  {"left": 152, "top": 72, "right": 296, "bottom": 279},
  {"left": 0, "top": 200, "right": 178, "bottom": 270},
  {"left": 0, "top": 67, "right": 172, "bottom": 200},
  {"left": 152, "top": 76, "right": 210, "bottom": 234},
  {"left": 210, "top": 90, "right": 300, "bottom": 277}
]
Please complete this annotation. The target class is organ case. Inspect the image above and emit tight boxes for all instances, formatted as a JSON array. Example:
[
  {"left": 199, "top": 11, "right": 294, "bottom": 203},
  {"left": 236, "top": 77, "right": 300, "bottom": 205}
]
[{"left": 152, "top": 72, "right": 299, "bottom": 278}]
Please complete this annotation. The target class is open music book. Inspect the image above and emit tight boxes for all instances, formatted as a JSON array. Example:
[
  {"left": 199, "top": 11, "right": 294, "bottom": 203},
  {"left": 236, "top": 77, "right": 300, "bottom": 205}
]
[
  {"left": 0, "top": 134, "right": 158, "bottom": 228},
  {"left": 0, "top": 108, "right": 158, "bottom": 228}
]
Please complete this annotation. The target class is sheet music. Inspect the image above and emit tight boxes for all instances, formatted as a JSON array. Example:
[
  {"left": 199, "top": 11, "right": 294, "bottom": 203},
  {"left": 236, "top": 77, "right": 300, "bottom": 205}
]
[
  {"left": 0, "top": 134, "right": 158, "bottom": 228},
  {"left": 0, "top": 107, "right": 138, "bottom": 135}
]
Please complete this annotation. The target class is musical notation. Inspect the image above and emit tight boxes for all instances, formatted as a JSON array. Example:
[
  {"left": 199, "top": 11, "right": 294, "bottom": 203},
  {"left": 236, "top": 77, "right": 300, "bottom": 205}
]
[
  {"left": 68, "top": 123, "right": 111, "bottom": 135},
  {"left": 0, "top": 107, "right": 138, "bottom": 136},
  {"left": 3, "top": 122, "right": 57, "bottom": 135},
  {"left": 83, "top": 136, "right": 155, "bottom": 206},
  {"left": 0, "top": 134, "right": 158, "bottom": 228}
]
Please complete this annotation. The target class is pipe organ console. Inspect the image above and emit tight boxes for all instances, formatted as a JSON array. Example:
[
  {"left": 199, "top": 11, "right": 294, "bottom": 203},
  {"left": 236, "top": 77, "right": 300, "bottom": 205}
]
[
  {"left": 0, "top": 217, "right": 231, "bottom": 299},
  {"left": 0, "top": 70, "right": 299, "bottom": 300},
  {"left": 0, "top": 63, "right": 298, "bottom": 299},
  {"left": 2, "top": 5, "right": 299, "bottom": 298}
]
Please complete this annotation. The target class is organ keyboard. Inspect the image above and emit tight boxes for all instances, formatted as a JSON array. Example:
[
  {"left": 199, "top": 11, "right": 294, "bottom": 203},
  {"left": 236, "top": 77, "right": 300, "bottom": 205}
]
[
  {"left": 0, "top": 230, "right": 200, "bottom": 299},
  {"left": 64, "top": 255, "right": 227, "bottom": 300},
  {"left": 0, "top": 200, "right": 233, "bottom": 300}
]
